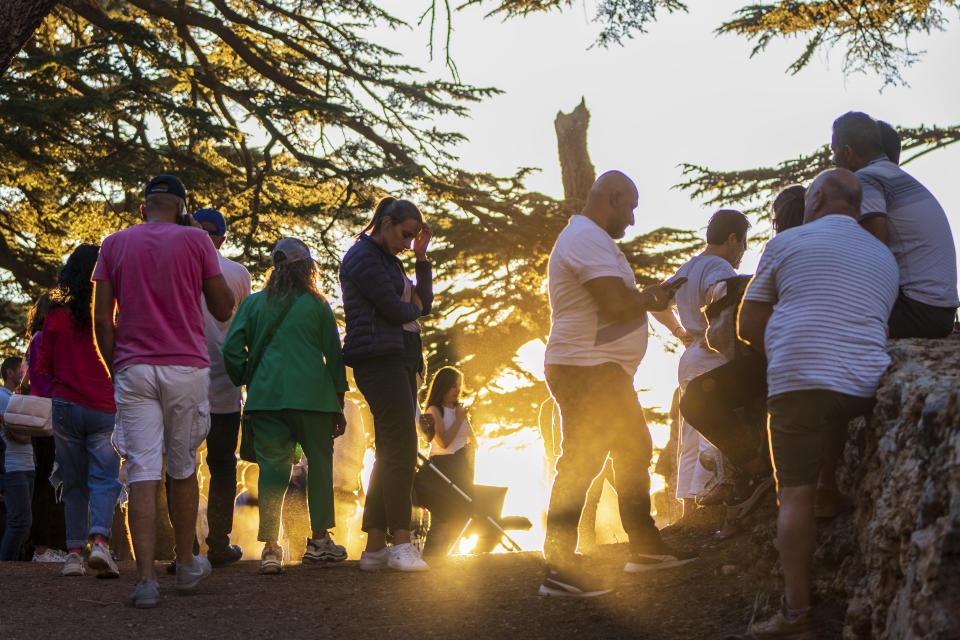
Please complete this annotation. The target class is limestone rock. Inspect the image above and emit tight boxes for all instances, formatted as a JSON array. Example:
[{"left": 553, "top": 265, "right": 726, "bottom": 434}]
[{"left": 835, "top": 336, "right": 960, "bottom": 639}]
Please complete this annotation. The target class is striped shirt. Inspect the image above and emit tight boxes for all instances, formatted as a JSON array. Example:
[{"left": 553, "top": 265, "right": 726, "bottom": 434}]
[
  {"left": 743, "top": 215, "right": 898, "bottom": 398},
  {"left": 857, "top": 158, "right": 959, "bottom": 308}
]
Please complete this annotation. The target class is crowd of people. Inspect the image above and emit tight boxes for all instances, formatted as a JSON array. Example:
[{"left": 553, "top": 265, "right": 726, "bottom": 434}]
[
  {"left": 538, "top": 111, "right": 956, "bottom": 640},
  {"left": 0, "top": 110, "right": 956, "bottom": 639}
]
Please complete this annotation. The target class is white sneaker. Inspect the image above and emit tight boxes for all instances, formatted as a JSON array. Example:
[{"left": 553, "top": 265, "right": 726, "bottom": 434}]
[
  {"left": 358, "top": 546, "right": 391, "bottom": 572},
  {"left": 61, "top": 552, "right": 85, "bottom": 577},
  {"left": 260, "top": 544, "right": 284, "bottom": 575},
  {"left": 33, "top": 548, "right": 68, "bottom": 563},
  {"left": 387, "top": 543, "right": 429, "bottom": 572},
  {"left": 87, "top": 541, "right": 120, "bottom": 579}
]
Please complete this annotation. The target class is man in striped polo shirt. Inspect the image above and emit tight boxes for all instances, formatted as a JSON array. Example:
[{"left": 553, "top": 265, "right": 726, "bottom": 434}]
[
  {"left": 735, "top": 169, "right": 898, "bottom": 639},
  {"left": 832, "top": 111, "right": 958, "bottom": 338}
]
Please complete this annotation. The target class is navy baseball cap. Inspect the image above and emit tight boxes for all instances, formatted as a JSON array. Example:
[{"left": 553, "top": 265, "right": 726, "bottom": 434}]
[
  {"left": 194, "top": 209, "right": 227, "bottom": 236},
  {"left": 144, "top": 175, "right": 187, "bottom": 201}
]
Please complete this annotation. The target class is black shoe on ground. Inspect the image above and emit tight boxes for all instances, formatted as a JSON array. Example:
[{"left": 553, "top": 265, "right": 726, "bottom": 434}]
[
  {"left": 538, "top": 567, "right": 613, "bottom": 598},
  {"left": 165, "top": 561, "right": 177, "bottom": 575},
  {"left": 624, "top": 540, "right": 699, "bottom": 573},
  {"left": 208, "top": 544, "right": 243, "bottom": 567}
]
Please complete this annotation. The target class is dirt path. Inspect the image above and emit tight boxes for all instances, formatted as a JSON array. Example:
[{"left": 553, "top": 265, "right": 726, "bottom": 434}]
[{"left": 0, "top": 500, "right": 844, "bottom": 639}]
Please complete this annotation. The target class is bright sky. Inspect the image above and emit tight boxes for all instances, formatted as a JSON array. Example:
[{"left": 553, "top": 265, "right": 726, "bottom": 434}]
[{"left": 374, "top": 1, "right": 960, "bottom": 419}]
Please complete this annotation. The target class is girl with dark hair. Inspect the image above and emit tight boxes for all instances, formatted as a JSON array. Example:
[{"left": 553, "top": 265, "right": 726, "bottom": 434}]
[
  {"left": 339, "top": 196, "right": 433, "bottom": 572},
  {"left": 35, "top": 244, "right": 121, "bottom": 576},
  {"left": 223, "top": 238, "right": 349, "bottom": 575},
  {"left": 422, "top": 366, "right": 476, "bottom": 556}
]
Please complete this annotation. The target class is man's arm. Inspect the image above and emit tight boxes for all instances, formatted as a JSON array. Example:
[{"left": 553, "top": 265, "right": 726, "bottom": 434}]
[
  {"left": 860, "top": 216, "right": 889, "bottom": 245},
  {"left": 202, "top": 274, "right": 236, "bottom": 322},
  {"left": 583, "top": 277, "right": 675, "bottom": 323},
  {"left": 738, "top": 300, "right": 774, "bottom": 354},
  {"left": 93, "top": 281, "right": 117, "bottom": 376}
]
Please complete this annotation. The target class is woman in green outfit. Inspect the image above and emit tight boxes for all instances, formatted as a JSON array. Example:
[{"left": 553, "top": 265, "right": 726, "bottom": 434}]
[{"left": 223, "top": 237, "right": 349, "bottom": 574}]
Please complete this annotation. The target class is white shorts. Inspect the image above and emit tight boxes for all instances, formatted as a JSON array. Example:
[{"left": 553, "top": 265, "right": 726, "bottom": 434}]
[{"left": 113, "top": 364, "right": 211, "bottom": 483}]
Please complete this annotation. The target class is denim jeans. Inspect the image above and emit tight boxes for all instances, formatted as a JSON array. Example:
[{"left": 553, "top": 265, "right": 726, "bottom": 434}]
[
  {"left": 0, "top": 470, "right": 35, "bottom": 560},
  {"left": 52, "top": 398, "right": 122, "bottom": 549}
]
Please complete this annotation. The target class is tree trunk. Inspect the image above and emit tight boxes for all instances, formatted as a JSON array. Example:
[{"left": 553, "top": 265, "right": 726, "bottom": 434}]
[
  {"left": 554, "top": 98, "right": 596, "bottom": 207},
  {"left": 0, "top": 0, "right": 60, "bottom": 77}
]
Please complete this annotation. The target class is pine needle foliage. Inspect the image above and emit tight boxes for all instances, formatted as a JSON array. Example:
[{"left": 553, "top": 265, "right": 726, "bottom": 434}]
[
  {"left": 467, "top": 0, "right": 958, "bottom": 85},
  {"left": 0, "top": 0, "right": 497, "bottom": 341},
  {"left": 0, "top": 1, "right": 699, "bottom": 432},
  {"left": 675, "top": 124, "right": 960, "bottom": 227}
]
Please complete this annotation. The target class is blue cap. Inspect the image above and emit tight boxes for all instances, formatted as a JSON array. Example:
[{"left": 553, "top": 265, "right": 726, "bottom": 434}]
[{"left": 193, "top": 209, "right": 227, "bottom": 236}]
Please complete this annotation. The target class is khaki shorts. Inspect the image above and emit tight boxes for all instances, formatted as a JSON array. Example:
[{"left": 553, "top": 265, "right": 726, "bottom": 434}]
[
  {"left": 113, "top": 364, "right": 211, "bottom": 483},
  {"left": 767, "top": 390, "right": 874, "bottom": 488}
]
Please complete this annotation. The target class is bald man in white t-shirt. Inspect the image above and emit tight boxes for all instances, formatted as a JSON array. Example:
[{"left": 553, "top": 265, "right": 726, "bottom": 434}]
[{"left": 539, "top": 171, "right": 696, "bottom": 598}]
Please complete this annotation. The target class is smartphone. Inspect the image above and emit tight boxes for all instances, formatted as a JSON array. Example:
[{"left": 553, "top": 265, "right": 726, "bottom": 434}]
[{"left": 177, "top": 203, "right": 191, "bottom": 226}]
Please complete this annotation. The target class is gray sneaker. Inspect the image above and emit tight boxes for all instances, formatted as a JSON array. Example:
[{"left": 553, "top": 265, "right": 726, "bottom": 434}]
[
  {"left": 62, "top": 551, "right": 85, "bottom": 577},
  {"left": 260, "top": 544, "right": 283, "bottom": 575},
  {"left": 302, "top": 534, "right": 347, "bottom": 564},
  {"left": 175, "top": 555, "right": 212, "bottom": 595},
  {"left": 87, "top": 541, "right": 120, "bottom": 579},
  {"left": 130, "top": 578, "right": 159, "bottom": 609}
]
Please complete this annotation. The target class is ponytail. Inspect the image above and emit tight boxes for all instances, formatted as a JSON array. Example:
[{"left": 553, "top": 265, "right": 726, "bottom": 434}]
[{"left": 359, "top": 196, "right": 424, "bottom": 238}]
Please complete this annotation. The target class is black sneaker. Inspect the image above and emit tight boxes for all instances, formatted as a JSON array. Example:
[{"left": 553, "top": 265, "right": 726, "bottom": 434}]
[
  {"left": 624, "top": 540, "right": 698, "bottom": 573},
  {"left": 538, "top": 568, "right": 613, "bottom": 598},
  {"left": 208, "top": 544, "right": 243, "bottom": 567}
]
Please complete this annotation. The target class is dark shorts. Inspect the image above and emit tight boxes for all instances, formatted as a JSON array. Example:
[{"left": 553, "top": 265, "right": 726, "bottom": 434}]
[
  {"left": 767, "top": 390, "right": 875, "bottom": 488},
  {"left": 888, "top": 289, "right": 956, "bottom": 339}
]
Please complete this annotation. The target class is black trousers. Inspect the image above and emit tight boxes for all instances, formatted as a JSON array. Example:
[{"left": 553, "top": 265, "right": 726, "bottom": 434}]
[
  {"left": 679, "top": 354, "right": 769, "bottom": 469},
  {"left": 888, "top": 289, "right": 956, "bottom": 339},
  {"left": 30, "top": 436, "right": 65, "bottom": 551},
  {"left": 354, "top": 332, "right": 421, "bottom": 533},
  {"left": 205, "top": 411, "right": 241, "bottom": 552},
  {"left": 422, "top": 447, "right": 474, "bottom": 556},
  {"left": 544, "top": 363, "right": 659, "bottom": 566}
]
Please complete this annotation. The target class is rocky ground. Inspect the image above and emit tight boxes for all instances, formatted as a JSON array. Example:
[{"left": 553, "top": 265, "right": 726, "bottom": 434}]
[{"left": 0, "top": 498, "right": 850, "bottom": 640}]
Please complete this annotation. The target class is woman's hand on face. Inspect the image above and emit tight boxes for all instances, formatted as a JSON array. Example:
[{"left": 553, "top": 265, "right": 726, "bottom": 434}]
[
  {"left": 455, "top": 404, "right": 468, "bottom": 422},
  {"left": 413, "top": 224, "right": 432, "bottom": 260}
]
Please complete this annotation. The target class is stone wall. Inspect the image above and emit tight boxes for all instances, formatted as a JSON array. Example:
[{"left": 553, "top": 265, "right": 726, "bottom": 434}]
[{"left": 836, "top": 336, "right": 960, "bottom": 639}]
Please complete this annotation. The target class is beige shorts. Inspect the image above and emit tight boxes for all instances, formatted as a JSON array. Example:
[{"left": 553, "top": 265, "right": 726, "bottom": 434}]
[{"left": 113, "top": 364, "right": 211, "bottom": 483}]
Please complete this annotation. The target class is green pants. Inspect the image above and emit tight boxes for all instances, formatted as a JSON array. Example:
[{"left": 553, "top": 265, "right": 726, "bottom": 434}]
[{"left": 250, "top": 410, "right": 335, "bottom": 542}]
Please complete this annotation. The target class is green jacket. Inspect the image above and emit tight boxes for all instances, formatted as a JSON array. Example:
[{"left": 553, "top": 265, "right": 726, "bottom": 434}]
[{"left": 223, "top": 290, "right": 347, "bottom": 412}]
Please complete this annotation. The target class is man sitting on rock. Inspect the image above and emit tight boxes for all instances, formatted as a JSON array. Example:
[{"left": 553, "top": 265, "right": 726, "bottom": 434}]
[
  {"left": 734, "top": 169, "right": 899, "bottom": 639},
  {"left": 831, "top": 111, "right": 958, "bottom": 338}
]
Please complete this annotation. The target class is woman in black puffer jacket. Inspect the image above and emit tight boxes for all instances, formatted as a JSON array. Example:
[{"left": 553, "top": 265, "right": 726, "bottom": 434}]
[{"left": 339, "top": 197, "right": 433, "bottom": 572}]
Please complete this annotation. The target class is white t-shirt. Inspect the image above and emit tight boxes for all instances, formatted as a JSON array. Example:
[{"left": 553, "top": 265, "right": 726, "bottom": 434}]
[
  {"left": 203, "top": 255, "right": 251, "bottom": 413},
  {"left": 743, "top": 215, "right": 899, "bottom": 398},
  {"left": 672, "top": 254, "right": 738, "bottom": 385},
  {"left": 429, "top": 406, "right": 470, "bottom": 456},
  {"left": 545, "top": 215, "right": 648, "bottom": 375}
]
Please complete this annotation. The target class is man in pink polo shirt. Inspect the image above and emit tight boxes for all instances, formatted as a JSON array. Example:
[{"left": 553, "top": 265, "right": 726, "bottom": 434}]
[{"left": 92, "top": 175, "right": 234, "bottom": 608}]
